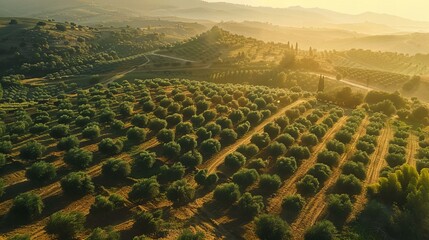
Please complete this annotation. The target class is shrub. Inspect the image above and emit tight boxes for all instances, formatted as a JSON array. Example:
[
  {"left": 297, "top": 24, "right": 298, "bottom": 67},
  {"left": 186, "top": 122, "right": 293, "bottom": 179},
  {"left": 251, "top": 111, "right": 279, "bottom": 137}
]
[
  {"left": 166, "top": 113, "right": 182, "bottom": 127},
  {"left": 98, "top": 138, "right": 123, "bottom": 156},
  {"left": 238, "top": 192, "right": 264, "bottom": 217},
  {"left": 259, "top": 174, "right": 281, "bottom": 194},
  {"left": 236, "top": 144, "right": 259, "bottom": 159},
  {"left": 284, "top": 125, "right": 300, "bottom": 139},
  {"left": 277, "top": 133, "right": 295, "bottom": 147},
  {"left": 87, "top": 227, "right": 120, "bottom": 240},
  {"left": 200, "top": 139, "right": 221, "bottom": 158},
  {"left": 50, "top": 124, "right": 70, "bottom": 139},
  {"left": 326, "top": 139, "right": 345, "bottom": 154},
  {"left": 154, "top": 106, "right": 167, "bottom": 119},
  {"left": 177, "top": 135, "right": 197, "bottom": 152},
  {"left": 219, "top": 129, "right": 238, "bottom": 146},
  {"left": 26, "top": 161, "right": 56, "bottom": 183},
  {"left": 301, "top": 133, "right": 319, "bottom": 147},
  {"left": 269, "top": 142, "right": 287, "bottom": 158},
  {"left": 127, "top": 127, "right": 146, "bottom": 144},
  {"left": 60, "top": 172, "right": 94, "bottom": 196},
  {"left": 297, "top": 175, "right": 320, "bottom": 196},
  {"left": 29, "top": 123, "right": 49, "bottom": 134},
  {"left": 0, "top": 140, "right": 13, "bottom": 154},
  {"left": 386, "top": 153, "right": 406, "bottom": 167},
  {"left": 232, "top": 168, "right": 259, "bottom": 189},
  {"left": 8, "top": 192, "right": 43, "bottom": 223},
  {"left": 158, "top": 163, "right": 185, "bottom": 182},
  {"left": 342, "top": 161, "right": 366, "bottom": 180},
  {"left": 133, "top": 151, "right": 156, "bottom": 170},
  {"left": 216, "top": 117, "right": 233, "bottom": 129},
  {"left": 7, "top": 234, "right": 30, "bottom": 240},
  {"left": 176, "top": 122, "right": 193, "bottom": 136},
  {"left": 350, "top": 150, "right": 370, "bottom": 165},
  {"left": 177, "top": 230, "right": 205, "bottom": 240},
  {"left": 57, "top": 136, "right": 80, "bottom": 151},
  {"left": 102, "top": 159, "right": 131, "bottom": 179},
  {"left": 64, "top": 148, "right": 93, "bottom": 169},
  {"left": 304, "top": 220, "right": 337, "bottom": 240},
  {"left": 46, "top": 211, "right": 85, "bottom": 239},
  {"left": 205, "top": 123, "right": 221, "bottom": 136},
  {"left": 307, "top": 163, "right": 332, "bottom": 183},
  {"left": 236, "top": 121, "right": 251, "bottom": 136},
  {"left": 128, "top": 177, "right": 160, "bottom": 201},
  {"left": 20, "top": 141, "right": 46, "bottom": 161},
  {"left": 148, "top": 118, "right": 167, "bottom": 133},
  {"left": 156, "top": 129, "right": 174, "bottom": 143},
  {"left": 287, "top": 145, "right": 310, "bottom": 162},
  {"left": 180, "top": 150, "right": 203, "bottom": 168},
  {"left": 133, "top": 211, "right": 163, "bottom": 234},
  {"left": 166, "top": 180, "right": 195, "bottom": 204},
  {"left": 317, "top": 150, "right": 340, "bottom": 167},
  {"left": 131, "top": 114, "right": 148, "bottom": 128},
  {"left": 326, "top": 194, "right": 353, "bottom": 222},
  {"left": 224, "top": 152, "right": 246, "bottom": 171},
  {"left": 0, "top": 153, "right": 6, "bottom": 167},
  {"left": 82, "top": 125, "right": 100, "bottom": 140},
  {"left": 335, "top": 130, "right": 353, "bottom": 144},
  {"left": 281, "top": 194, "right": 305, "bottom": 216},
  {"left": 255, "top": 214, "right": 291, "bottom": 240},
  {"left": 335, "top": 174, "right": 362, "bottom": 196},
  {"left": 196, "top": 127, "right": 212, "bottom": 142},
  {"left": 275, "top": 157, "right": 297, "bottom": 176},
  {"left": 162, "top": 142, "right": 181, "bottom": 159},
  {"left": 251, "top": 132, "right": 271, "bottom": 149},
  {"left": 213, "top": 183, "right": 241, "bottom": 204},
  {"left": 264, "top": 123, "right": 281, "bottom": 140},
  {"left": 356, "top": 140, "right": 375, "bottom": 154}
]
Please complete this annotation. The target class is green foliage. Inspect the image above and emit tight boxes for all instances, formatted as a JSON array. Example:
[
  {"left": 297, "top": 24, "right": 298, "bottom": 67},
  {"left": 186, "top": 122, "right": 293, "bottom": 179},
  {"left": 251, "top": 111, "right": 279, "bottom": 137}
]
[
  {"left": 287, "top": 145, "right": 311, "bottom": 162},
  {"left": 238, "top": 192, "right": 264, "bottom": 217},
  {"left": 133, "top": 210, "right": 164, "bottom": 234},
  {"left": 301, "top": 133, "right": 319, "bottom": 147},
  {"left": 82, "top": 125, "right": 101, "bottom": 140},
  {"left": 224, "top": 152, "right": 247, "bottom": 171},
  {"left": 326, "top": 139, "right": 346, "bottom": 154},
  {"left": 156, "top": 129, "right": 175, "bottom": 143},
  {"left": 213, "top": 183, "right": 241, "bottom": 204},
  {"left": 255, "top": 214, "right": 291, "bottom": 240},
  {"left": 281, "top": 194, "right": 306, "bottom": 216},
  {"left": 102, "top": 159, "right": 131, "bottom": 179},
  {"left": 179, "top": 150, "right": 203, "bottom": 168},
  {"left": 259, "top": 174, "right": 282, "bottom": 195},
  {"left": 177, "top": 230, "right": 205, "bottom": 240},
  {"left": 166, "top": 180, "right": 195, "bottom": 204},
  {"left": 251, "top": 132, "right": 271, "bottom": 149},
  {"left": 60, "top": 171, "right": 94, "bottom": 196},
  {"left": 20, "top": 141, "right": 46, "bottom": 161},
  {"left": 87, "top": 227, "right": 120, "bottom": 240},
  {"left": 304, "top": 220, "right": 337, "bottom": 240},
  {"left": 326, "top": 194, "right": 353, "bottom": 223},
  {"left": 297, "top": 175, "right": 320, "bottom": 196},
  {"left": 317, "top": 150, "right": 340, "bottom": 167},
  {"left": 64, "top": 148, "right": 93, "bottom": 169},
  {"left": 133, "top": 151, "right": 156, "bottom": 170},
  {"left": 26, "top": 161, "right": 56, "bottom": 183},
  {"left": 200, "top": 138, "right": 221, "bottom": 158},
  {"left": 275, "top": 157, "right": 297, "bottom": 176},
  {"left": 129, "top": 177, "right": 160, "bottom": 201},
  {"left": 232, "top": 168, "right": 259, "bottom": 189},
  {"left": 98, "top": 138, "right": 123, "bottom": 156},
  {"left": 8, "top": 192, "right": 44, "bottom": 223},
  {"left": 46, "top": 211, "right": 85, "bottom": 239},
  {"left": 307, "top": 163, "right": 332, "bottom": 183},
  {"left": 335, "top": 174, "right": 362, "bottom": 196},
  {"left": 50, "top": 124, "right": 70, "bottom": 139},
  {"left": 126, "top": 127, "right": 147, "bottom": 144},
  {"left": 57, "top": 136, "right": 80, "bottom": 151},
  {"left": 90, "top": 194, "right": 125, "bottom": 214}
]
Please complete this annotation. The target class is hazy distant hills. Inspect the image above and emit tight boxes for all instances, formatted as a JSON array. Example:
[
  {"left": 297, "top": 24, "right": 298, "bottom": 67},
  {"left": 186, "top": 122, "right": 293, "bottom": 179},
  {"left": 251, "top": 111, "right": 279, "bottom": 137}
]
[
  {"left": 2, "top": 0, "right": 429, "bottom": 33},
  {"left": 2, "top": 0, "right": 429, "bottom": 54}
]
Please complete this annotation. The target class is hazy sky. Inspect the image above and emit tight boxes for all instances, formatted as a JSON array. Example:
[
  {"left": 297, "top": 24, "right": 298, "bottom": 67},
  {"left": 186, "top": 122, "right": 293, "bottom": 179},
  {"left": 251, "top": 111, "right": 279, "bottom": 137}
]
[{"left": 204, "top": 0, "right": 429, "bottom": 21}]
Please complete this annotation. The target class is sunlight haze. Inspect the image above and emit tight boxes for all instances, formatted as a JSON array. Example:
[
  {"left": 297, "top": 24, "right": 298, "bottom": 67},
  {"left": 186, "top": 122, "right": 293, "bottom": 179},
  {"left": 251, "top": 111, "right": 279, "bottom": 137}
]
[{"left": 205, "top": 0, "right": 429, "bottom": 21}]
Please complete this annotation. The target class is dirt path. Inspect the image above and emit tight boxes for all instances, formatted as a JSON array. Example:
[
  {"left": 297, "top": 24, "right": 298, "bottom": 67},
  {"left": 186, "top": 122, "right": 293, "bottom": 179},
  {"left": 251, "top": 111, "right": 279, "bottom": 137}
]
[
  {"left": 406, "top": 133, "right": 419, "bottom": 167},
  {"left": 347, "top": 122, "right": 393, "bottom": 223},
  {"left": 201, "top": 99, "right": 310, "bottom": 175},
  {"left": 290, "top": 117, "right": 368, "bottom": 240},
  {"left": 102, "top": 54, "right": 150, "bottom": 86},
  {"left": 149, "top": 51, "right": 196, "bottom": 63},
  {"left": 264, "top": 116, "right": 349, "bottom": 215}
]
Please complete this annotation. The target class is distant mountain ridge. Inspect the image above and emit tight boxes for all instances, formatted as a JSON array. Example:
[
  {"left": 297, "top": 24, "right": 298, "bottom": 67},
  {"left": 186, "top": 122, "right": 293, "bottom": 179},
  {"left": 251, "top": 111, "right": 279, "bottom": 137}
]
[{"left": 1, "top": 0, "right": 428, "bottom": 33}]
